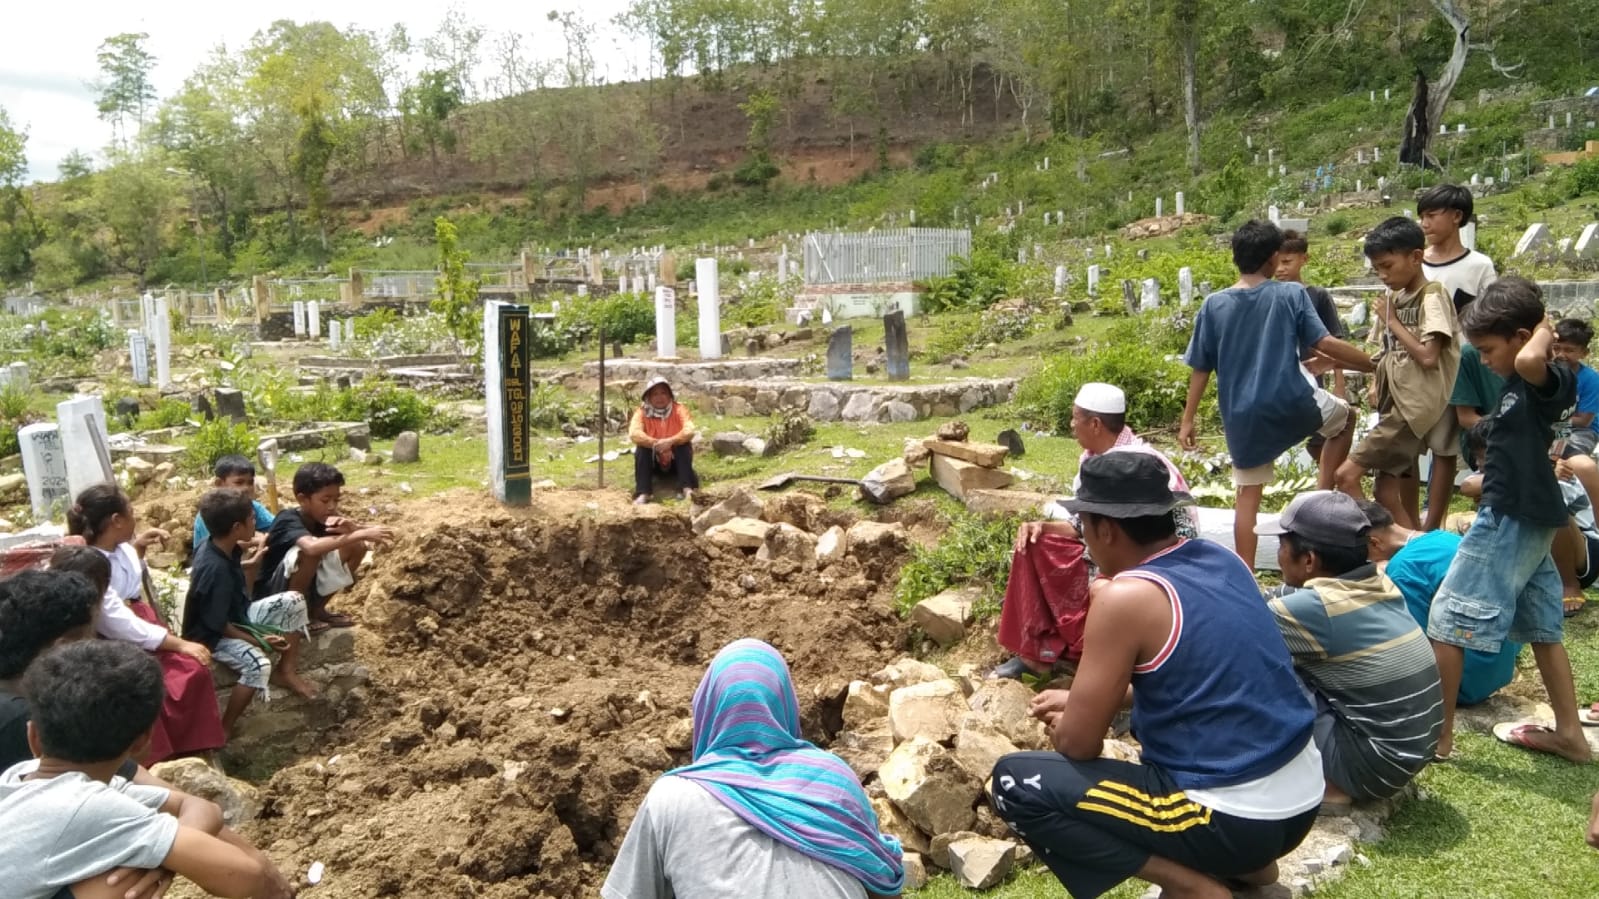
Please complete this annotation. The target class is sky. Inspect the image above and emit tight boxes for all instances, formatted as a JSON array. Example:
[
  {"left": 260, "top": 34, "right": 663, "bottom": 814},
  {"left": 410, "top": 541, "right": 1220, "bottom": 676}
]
[{"left": 2, "top": 0, "right": 642, "bottom": 183}]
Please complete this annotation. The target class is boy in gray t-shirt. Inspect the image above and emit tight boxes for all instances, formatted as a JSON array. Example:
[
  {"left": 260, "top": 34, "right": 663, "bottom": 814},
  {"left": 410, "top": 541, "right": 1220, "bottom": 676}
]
[{"left": 0, "top": 640, "right": 286, "bottom": 899}]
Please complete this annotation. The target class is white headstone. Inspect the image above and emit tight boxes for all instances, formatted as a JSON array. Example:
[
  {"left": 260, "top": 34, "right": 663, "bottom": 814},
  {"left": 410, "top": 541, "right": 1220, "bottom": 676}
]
[
  {"left": 1356, "top": 179, "right": 1363, "bottom": 193},
  {"left": 1384, "top": 88, "right": 1391, "bottom": 101},
  {"left": 821, "top": 306, "right": 833, "bottom": 325},
  {"left": 292, "top": 301, "right": 307, "bottom": 337},
  {"left": 1269, "top": 205, "right": 1281, "bottom": 224},
  {"left": 1440, "top": 124, "right": 1449, "bottom": 135},
  {"left": 1373, "top": 146, "right": 1380, "bottom": 161},
  {"left": 1178, "top": 267, "right": 1194, "bottom": 307},
  {"left": 1486, "top": 177, "right": 1495, "bottom": 187},
  {"left": 1550, "top": 114, "right": 1557, "bottom": 129},
  {"left": 1175, "top": 192, "right": 1185, "bottom": 217},
  {"left": 647, "top": 271, "right": 658, "bottom": 291},
  {"left": 1104, "top": 244, "right": 1113, "bottom": 259},
  {"left": 1247, "top": 135, "right": 1254, "bottom": 149},
  {"left": 1369, "top": 91, "right": 1375, "bottom": 102},
  {"left": 152, "top": 296, "right": 171, "bottom": 391},
  {"left": 694, "top": 259, "right": 720, "bottom": 360},
  {"left": 1087, "top": 265, "right": 1101, "bottom": 297},
  {"left": 1575, "top": 223, "right": 1599, "bottom": 260},
  {"left": 307, "top": 301, "right": 321, "bottom": 339},
  {"left": 19, "top": 423, "right": 70, "bottom": 521},
  {"left": 0, "top": 362, "right": 26, "bottom": 391},
  {"left": 1558, "top": 237, "right": 1575, "bottom": 256},
  {"left": 55, "top": 396, "right": 114, "bottom": 502},
  {"left": 329, "top": 320, "right": 342, "bottom": 350},
  {"left": 1017, "top": 248, "right": 1027, "bottom": 264},
  {"left": 1471, "top": 173, "right": 1480, "bottom": 185},
  {"left": 1457, "top": 123, "right": 1466, "bottom": 133},
  {"left": 1357, "top": 149, "right": 1365, "bottom": 164},
  {"left": 345, "top": 318, "right": 355, "bottom": 341},
  {"left": 1461, "top": 221, "right": 1478, "bottom": 251},
  {"left": 1514, "top": 223, "right": 1553, "bottom": 258},
  {"left": 1567, "top": 112, "right": 1574, "bottom": 128},
  {"left": 1279, "top": 164, "right": 1288, "bottom": 177},
  {"left": 1268, "top": 148, "right": 1275, "bottom": 164},
  {"left": 655, "top": 285, "right": 678, "bottom": 359},
  {"left": 1502, "top": 166, "right": 1512, "bottom": 182},
  {"left": 1140, "top": 279, "right": 1160, "bottom": 312},
  {"left": 577, "top": 283, "right": 589, "bottom": 297},
  {"left": 127, "top": 331, "right": 148, "bottom": 386},
  {"left": 1155, "top": 197, "right": 1164, "bottom": 218},
  {"left": 1053, "top": 266, "right": 1067, "bottom": 296}
]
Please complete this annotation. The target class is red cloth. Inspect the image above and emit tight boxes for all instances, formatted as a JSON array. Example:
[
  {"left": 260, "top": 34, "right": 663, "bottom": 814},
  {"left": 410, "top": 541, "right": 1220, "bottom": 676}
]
[
  {"left": 996, "top": 533, "right": 1093, "bottom": 667},
  {"left": 126, "top": 601, "right": 227, "bottom": 763}
]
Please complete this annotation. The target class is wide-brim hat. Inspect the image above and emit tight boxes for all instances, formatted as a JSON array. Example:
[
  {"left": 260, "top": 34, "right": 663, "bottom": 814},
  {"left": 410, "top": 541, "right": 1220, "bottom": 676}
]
[{"left": 1063, "top": 452, "right": 1193, "bottom": 518}]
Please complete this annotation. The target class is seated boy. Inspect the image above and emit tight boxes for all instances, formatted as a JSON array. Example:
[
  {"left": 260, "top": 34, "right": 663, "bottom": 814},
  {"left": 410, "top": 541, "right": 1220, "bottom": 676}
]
[
  {"left": 1334, "top": 217, "right": 1460, "bottom": 529},
  {"left": 255, "top": 463, "right": 391, "bottom": 633},
  {"left": 1257, "top": 492, "right": 1443, "bottom": 806},
  {"left": 1360, "top": 500, "right": 1520, "bottom": 706},
  {"left": 1552, "top": 319, "right": 1599, "bottom": 455},
  {"left": 184, "top": 489, "right": 315, "bottom": 733},
  {"left": 1, "top": 568, "right": 103, "bottom": 770},
  {"left": 0, "top": 640, "right": 290, "bottom": 899},
  {"left": 192, "top": 455, "right": 275, "bottom": 549},
  {"left": 1181, "top": 219, "right": 1374, "bottom": 567}
]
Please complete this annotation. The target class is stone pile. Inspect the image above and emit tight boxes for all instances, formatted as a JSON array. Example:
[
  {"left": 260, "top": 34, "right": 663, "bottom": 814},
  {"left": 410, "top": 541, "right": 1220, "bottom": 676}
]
[{"left": 690, "top": 487, "right": 908, "bottom": 576}]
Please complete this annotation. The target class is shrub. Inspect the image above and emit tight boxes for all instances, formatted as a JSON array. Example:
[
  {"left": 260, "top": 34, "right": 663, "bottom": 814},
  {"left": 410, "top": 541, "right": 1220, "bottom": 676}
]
[
  {"left": 557, "top": 292, "right": 656, "bottom": 346},
  {"left": 1016, "top": 326, "right": 1196, "bottom": 434},
  {"left": 341, "top": 380, "right": 450, "bottom": 439},
  {"left": 1571, "top": 155, "right": 1599, "bottom": 198},
  {"left": 134, "top": 398, "right": 194, "bottom": 431},
  {"left": 184, "top": 420, "right": 258, "bottom": 475},
  {"left": 922, "top": 247, "right": 1019, "bottom": 313},
  {"left": 894, "top": 512, "right": 1023, "bottom": 618},
  {"left": 0, "top": 385, "right": 38, "bottom": 458},
  {"left": 1320, "top": 212, "right": 1353, "bottom": 236}
]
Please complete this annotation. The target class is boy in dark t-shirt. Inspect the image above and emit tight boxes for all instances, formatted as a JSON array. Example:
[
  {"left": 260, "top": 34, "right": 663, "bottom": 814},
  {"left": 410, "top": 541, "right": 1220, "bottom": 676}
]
[
  {"left": 1427, "top": 276, "right": 1587, "bottom": 763},
  {"left": 255, "top": 463, "right": 391, "bottom": 633},
  {"left": 1277, "top": 230, "right": 1350, "bottom": 488}
]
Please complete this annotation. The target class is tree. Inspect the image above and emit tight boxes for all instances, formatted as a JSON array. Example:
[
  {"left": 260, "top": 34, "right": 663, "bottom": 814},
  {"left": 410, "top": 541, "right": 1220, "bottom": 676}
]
[
  {"left": 433, "top": 217, "right": 480, "bottom": 348},
  {"left": 95, "top": 33, "right": 158, "bottom": 148},
  {"left": 735, "top": 89, "right": 781, "bottom": 185},
  {"left": 0, "top": 106, "right": 38, "bottom": 280},
  {"left": 58, "top": 150, "right": 94, "bottom": 182},
  {"left": 92, "top": 154, "right": 180, "bottom": 287},
  {"left": 1401, "top": 0, "right": 1524, "bottom": 169},
  {"left": 1170, "top": 0, "right": 1203, "bottom": 173},
  {"left": 401, "top": 69, "right": 465, "bottom": 167}
]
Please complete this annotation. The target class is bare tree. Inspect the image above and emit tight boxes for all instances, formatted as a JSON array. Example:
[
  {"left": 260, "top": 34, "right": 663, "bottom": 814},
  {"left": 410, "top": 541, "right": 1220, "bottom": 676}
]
[{"left": 1400, "top": 0, "right": 1523, "bottom": 168}]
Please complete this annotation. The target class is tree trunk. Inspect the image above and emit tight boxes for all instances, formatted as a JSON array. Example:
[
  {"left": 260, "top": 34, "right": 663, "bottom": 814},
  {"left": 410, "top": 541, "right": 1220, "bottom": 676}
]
[
  {"left": 1180, "top": 21, "right": 1201, "bottom": 173},
  {"left": 1401, "top": 0, "right": 1470, "bottom": 169}
]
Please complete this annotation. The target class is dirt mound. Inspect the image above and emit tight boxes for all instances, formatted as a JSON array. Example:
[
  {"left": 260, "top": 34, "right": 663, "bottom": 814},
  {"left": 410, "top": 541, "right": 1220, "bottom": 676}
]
[{"left": 245, "top": 490, "right": 911, "bottom": 897}]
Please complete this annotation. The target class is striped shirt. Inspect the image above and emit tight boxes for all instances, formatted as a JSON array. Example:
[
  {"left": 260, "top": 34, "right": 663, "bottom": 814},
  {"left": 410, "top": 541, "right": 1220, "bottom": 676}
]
[{"left": 1268, "top": 565, "right": 1443, "bottom": 800}]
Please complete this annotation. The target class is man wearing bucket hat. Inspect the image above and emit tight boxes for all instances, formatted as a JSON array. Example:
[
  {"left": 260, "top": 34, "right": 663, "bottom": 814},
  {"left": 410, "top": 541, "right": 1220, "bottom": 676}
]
[
  {"left": 992, "top": 453, "right": 1321, "bottom": 899},
  {"left": 993, "top": 382, "right": 1198, "bottom": 681},
  {"left": 628, "top": 376, "right": 701, "bottom": 505},
  {"left": 1257, "top": 492, "right": 1443, "bottom": 809}
]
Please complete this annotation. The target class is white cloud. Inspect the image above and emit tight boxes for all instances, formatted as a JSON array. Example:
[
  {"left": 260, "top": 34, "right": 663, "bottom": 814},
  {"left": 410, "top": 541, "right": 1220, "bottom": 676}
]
[{"left": 4, "top": 0, "right": 643, "bottom": 182}]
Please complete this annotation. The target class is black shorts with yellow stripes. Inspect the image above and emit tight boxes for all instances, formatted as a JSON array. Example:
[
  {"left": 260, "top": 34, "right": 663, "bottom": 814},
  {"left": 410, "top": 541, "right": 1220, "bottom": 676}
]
[{"left": 990, "top": 752, "right": 1317, "bottom": 899}]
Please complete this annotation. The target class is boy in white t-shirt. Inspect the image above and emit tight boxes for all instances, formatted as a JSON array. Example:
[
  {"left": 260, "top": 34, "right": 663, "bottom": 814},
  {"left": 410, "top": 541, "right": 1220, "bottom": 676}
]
[{"left": 1415, "top": 184, "right": 1498, "bottom": 531}]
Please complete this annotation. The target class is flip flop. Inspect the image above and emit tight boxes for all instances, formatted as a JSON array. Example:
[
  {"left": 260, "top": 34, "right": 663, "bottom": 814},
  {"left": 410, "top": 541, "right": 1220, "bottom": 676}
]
[
  {"left": 1492, "top": 721, "right": 1589, "bottom": 762},
  {"left": 319, "top": 613, "right": 356, "bottom": 629},
  {"left": 307, "top": 620, "right": 332, "bottom": 635},
  {"left": 1564, "top": 596, "right": 1587, "bottom": 617},
  {"left": 1581, "top": 703, "right": 1599, "bottom": 727}
]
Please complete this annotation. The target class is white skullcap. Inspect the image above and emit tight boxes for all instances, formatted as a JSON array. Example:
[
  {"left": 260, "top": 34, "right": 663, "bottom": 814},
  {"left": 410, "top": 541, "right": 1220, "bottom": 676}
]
[{"left": 1073, "top": 382, "right": 1126, "bottom": 415}]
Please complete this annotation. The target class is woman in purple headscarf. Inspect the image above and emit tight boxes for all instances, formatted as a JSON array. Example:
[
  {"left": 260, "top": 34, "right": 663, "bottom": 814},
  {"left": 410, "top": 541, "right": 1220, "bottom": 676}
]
[{"left": 602, "top": 639, "right": 905, "bottom": 898}]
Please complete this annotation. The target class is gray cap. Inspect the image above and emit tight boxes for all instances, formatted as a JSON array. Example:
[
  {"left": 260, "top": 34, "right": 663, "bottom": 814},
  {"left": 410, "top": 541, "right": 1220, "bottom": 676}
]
[{"left": 1254, "top": 491, "right": 1371, "bottom": 549}]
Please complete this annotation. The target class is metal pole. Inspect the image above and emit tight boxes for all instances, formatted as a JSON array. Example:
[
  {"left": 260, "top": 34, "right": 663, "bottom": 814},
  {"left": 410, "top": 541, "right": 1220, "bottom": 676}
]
[{"left": 598, "top": 324, "right": 606, "bottom": 489}]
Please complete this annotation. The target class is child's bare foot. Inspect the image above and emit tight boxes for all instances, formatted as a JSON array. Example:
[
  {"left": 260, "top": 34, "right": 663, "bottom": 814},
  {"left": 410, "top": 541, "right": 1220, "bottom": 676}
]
[{"left": 272, "top": 671, "right": 319, "bottom": 700}]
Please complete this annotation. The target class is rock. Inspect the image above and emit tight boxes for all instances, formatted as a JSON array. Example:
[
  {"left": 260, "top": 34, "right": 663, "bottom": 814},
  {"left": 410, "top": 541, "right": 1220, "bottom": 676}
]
[
  {"left": 958, "top": 389, "right": 986, "bottom": 414},
  {"left": 764, "top": 332, "right": 785, "bottom": 349},
  {"left": 996, "top": 429, "right": 1026, "bottom": 457},
  {"left": 741, "top": 437, "right": 768, "bottom": 457},
  {"left": 903, "top": 437, "right": 932, "bottom": 466},
  {"left": 928, "top": 830, "right": 984, "bottom": 869},
  {"left": 623, "top": 737, "right": 673, "bottom": 770},
  {"left": 931, "top": 454, "right": 1014, "bottom": 500},
  {"left": 845, "top": 520, "right": 908, "bottom": 555},
  {"left": 950, "top": 357, "right": 969, "bottom": 370},
  {"left": 212, "top": 388, "right": 247, "bottom": 423},
  {"left": 663, "top": 718, "right": 694, "bottom": 751},
  {"left": 878, "top": 737, "right": 981, "bottom": 837},
  {"left": 879, "top": 400, "right": 918, "bottom": 423},
  {"left": 902, "top": 852, "right": 929, "bottom": 890},
  {"left": 870, "top": 794, "right": 931, "bottom": 855},
  {"left": 807, "top": 391, "right": 841, "bottom": 421},
  {"left": 948, "top": 836, "right": 1017, "bottom": 889},
  {"left": 1100, "top": 738, "right": 1142, "bottom": 763},
  {"left": 722, "top": 396, "right": 752, "bottom": 417},
  {"left": 925, "top": 439, "right": 1009, "bottom": 468},
  {"left": 841, "top": 392, "right": 879, "bottom": 422},
  {"left": 834, "top": 726, "right": 895, "bottom": 783},
  {"left": 122, "top": 457, "right": 156, "bottom": 485},
  {"left": 151, "top": 462, "right": 176, "bottom": 482},
  {"left": 712, "top": 431, "right": 754, "bottom": 456},
  {"left": 860, "top": 458, "right": 917, "bottom": 504},
  {"left": 910, "top": 588, "right": 977, "bottom": 646},
  {"left": 814, "top": 526, "right": 846, "bottom": 565},
  {"left": 760, "top": 522, "right": 818, "bottom": 564},
  {"left": 936, "top": 421, "right": 971, "bottom": 442},
  {"left": 872, "top": 657, "right": 949, "bottom": 690},
  {"left": 705, "top": 517, "right": 772, "bottom": 549},
  {"left": 888, "top": 679, "right": 967, "bottom": 745},
  {"left": 963, "top": 488, "right": 1051, "bottom": 517},
  {"left": 954, "top": 713, "right": 1021, "bottom": 781},
  {"left": 148, "top": 758, "right": 261, "bottom": 826},
  {"left": 844, "top": 680, "right": 892, "bottom": 730},
  {"left": 761, "top": 492, "right": 826, "bottom": 531},
  {"left": 692, "top": 488, "right": 765, "bottom": 535},
  {"left": 392, "top": 431, "right": 421, "bottom": 464},
  {"left": 968, "top": 680, "right": 1049, "bottom": 750}
]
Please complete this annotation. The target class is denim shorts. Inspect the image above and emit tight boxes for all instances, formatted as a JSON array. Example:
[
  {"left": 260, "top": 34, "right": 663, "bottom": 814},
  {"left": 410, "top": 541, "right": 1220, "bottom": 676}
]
[{"left": 1427, "top": 505, "right": 1564, "bottom": 652}]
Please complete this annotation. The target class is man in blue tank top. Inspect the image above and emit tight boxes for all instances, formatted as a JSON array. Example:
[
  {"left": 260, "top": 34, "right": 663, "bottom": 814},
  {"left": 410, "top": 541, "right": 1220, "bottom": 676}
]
[{"left": 992, "top": 453, "right": 1323, "bottom": 899}]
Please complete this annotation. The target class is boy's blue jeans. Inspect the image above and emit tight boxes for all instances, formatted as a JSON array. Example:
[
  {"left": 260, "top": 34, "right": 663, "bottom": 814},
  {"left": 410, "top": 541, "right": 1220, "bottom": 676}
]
[{"left": 1427, "top": 505, "right": 1564, "bottom": 652}]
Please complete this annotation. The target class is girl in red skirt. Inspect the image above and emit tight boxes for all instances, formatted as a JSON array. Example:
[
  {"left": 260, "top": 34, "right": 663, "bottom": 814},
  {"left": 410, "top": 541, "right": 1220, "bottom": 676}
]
[{"left": 64, "top": 484, "right": 227, "bottom": 763}]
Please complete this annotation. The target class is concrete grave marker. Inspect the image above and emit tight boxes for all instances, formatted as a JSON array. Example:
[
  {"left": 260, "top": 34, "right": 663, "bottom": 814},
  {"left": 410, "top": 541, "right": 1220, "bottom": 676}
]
[
  {"left": 1514, "top": 224, "right": 1552, "bottom": 258},
  {"left": 1575, "top": 223, "right": 1598, "bottom": 260},
  {"left": 1558, "top": 237, "right": 1575, "bottom": 256},
  {"left": 213, "top": 388, "right": 247, "bottom": 424},
  {"left": 1155, "top": 197, "right": 1164, "bottom": 218},
  {"left": 1269, "top": 205, "right": 1281, "bottom": 224},
  {"left": 696, "top": 259, "right": 722, "bottom": 360},
  {"left": 1054, "top": 265, "right": 1067, "bottom": 296},
  {"left": 883, "top": 310, "right": 910, "bottom": 381},
  {"left": 152, "top": 295, "right": 172, "bottom": 390},
  {"left": 1175, "top": 192, "right": 1184, "bottom": 217},
  {"left": 1121, "top": 280, "right": 1138, "bottom": 316},
  {"left": 292, "top": 301, "right": 307, "bottom": 337},
  {"left": 1140, "top": 279, "right": 1161, "bottom": 312},
  {"left": 1178, "top": 267, "right": 1194, "bottom": 306},
  {"left": 55, "top": 396, "right": 114, "bottom": 501},
  {"left": 19, "top": 423, "right": 70, "bottom": 521},
  {"left": 1461, "top": 221, "right": 1478, "bottom": 251},
  {"left": 329, "top": 320, "right": 342, "bottom": 350},
  {"left": 128, "top": 331, "right": 149, "bottom": 386},
  {"left": 307, "top": 301, "right": 321, "bottom": 339},
  {"left": 483, "top": 302, "right": 533, "bottom": 506},
  {"left": 826, "top": 326, "right": 853, "bottom": 381},
  {"left": 0, "top": 362, "right": 27, "bottom": 392},
  {"left": 1087, "top": 265, "right": 1101, "bottom": 297},
  {"left": 654, "top": 286, "right": 678, "bottom": 358}
]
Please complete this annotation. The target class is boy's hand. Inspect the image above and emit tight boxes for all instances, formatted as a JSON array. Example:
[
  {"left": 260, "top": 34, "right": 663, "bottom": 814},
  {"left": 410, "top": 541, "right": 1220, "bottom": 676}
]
[
  {"left": 264, "top": 634, "right": 290, "bottom": 651},
  {"left": 1178, "top": 418, "right": 1198, "bottom": 451},
  {"left": 178, "top": 641, "right": 212, "bottom": 666},
  {"left": 133, "top": 528, "right": 171, "bottom": 552},
  {"left": 241, "top": 543, "right": 265, "bottom": 568},
  {"left": 105, "top": 865, "right": 173, "bottom": 899},
  {"left": 324, "top": 516, "right": 357, "bottom": 535},
  {"left": 357, "top": 526, "right": 394, "bottom": 545},
  {"left": 1029, "top": 689, "right": 1071, "bottom": 723},
  {"left": 1371, "top": 294, "right": 1388, "bottom": 325}
]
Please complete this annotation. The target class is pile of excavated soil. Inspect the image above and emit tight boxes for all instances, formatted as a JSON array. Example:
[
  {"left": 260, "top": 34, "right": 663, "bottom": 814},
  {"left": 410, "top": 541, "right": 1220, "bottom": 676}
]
[{"left": 243, "top": 489, "right": 912, "bottom": 898}]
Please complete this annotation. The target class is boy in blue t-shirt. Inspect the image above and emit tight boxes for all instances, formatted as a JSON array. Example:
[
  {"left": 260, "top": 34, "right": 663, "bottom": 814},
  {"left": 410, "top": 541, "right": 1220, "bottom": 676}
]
[
  {"left": 192, "top": 454, "right": 274, "bottom": 548},
  {"left": 1552, "top": 318, "right": 1599, "bottom": 455},
  {"left": 1427, "top": 276, "right": 1587, "bottom": 763},
  {"left": 1181, "top": 220, "right": 1375, "bottom": 567}
]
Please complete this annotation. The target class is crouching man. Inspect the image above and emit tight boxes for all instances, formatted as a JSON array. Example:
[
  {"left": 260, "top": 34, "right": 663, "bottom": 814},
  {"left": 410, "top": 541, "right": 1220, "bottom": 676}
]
[{"left": 991, "top": 453, "right": 1322, "bottom": 899}]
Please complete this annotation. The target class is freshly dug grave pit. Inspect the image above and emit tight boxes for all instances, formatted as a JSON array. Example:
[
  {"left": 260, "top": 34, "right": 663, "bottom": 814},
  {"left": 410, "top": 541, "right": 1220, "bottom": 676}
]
[{"left": 241, "top": 491, "right": 912, "bottom": 898}]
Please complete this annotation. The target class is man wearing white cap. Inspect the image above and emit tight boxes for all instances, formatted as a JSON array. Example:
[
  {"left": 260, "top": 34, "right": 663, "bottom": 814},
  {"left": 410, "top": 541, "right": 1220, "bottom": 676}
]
[{"left": 993, "top": 383, "right": 1196, "bottom": 680}]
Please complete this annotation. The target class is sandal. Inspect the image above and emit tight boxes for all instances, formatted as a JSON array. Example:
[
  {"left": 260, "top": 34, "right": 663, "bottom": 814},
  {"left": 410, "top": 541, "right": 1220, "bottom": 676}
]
[
  {"left": 319, "top": 612, "right": 356, "bottom": 629},
  {"left": 1492, "top": 721, "right": 1593, "bottom": 763},
  {"left": 1580, "top": 703, "right": 1599, "bottom": 727},
  {"left": 307, "top": 620, "right": 332, "bottom": 635},
  {"left": 1565, "top": 595, "right": 1587, "bottom": 617},
  {"left": 988, "top": 657, "right": 1052, "bottom": 681}
]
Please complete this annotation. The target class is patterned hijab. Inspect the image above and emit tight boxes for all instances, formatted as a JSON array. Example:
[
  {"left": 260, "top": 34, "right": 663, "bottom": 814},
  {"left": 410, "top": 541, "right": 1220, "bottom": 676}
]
[{"left": 672, "top": 640, "right": 905, "bottom": 894}]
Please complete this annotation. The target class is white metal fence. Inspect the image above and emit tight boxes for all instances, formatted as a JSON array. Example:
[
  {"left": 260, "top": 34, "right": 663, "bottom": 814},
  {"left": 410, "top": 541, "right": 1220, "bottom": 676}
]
[{"left": 802, "top": 228, "right": 971, "bottom": 285}]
